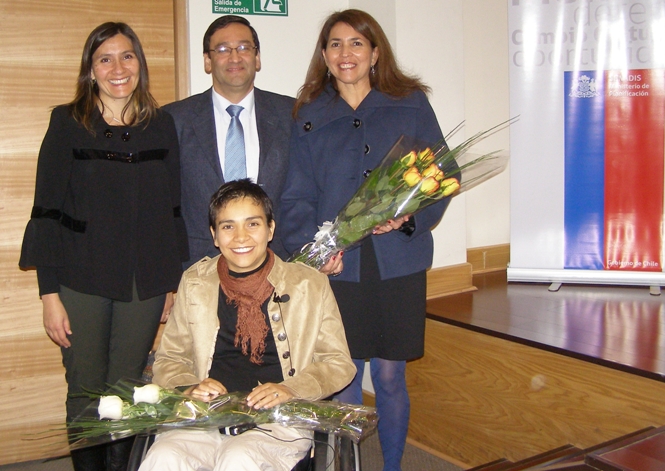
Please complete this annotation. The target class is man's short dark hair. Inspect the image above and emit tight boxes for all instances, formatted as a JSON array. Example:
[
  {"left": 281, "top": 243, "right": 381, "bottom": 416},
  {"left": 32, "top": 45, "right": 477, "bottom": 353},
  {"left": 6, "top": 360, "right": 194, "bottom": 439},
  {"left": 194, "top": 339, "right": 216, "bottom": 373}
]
[
  {"left": 203, "top": 15, "right": 261, "bottom": 54},
  {"left": 209, "top": 179, "right": 274, "bottom": 229}
]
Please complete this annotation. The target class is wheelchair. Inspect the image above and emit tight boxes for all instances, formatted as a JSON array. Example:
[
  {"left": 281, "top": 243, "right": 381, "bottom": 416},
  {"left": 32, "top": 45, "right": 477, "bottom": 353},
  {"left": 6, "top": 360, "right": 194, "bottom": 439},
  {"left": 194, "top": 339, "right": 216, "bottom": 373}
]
[{"left": 126, "top": 428, "right": 361, "bottom": 471}]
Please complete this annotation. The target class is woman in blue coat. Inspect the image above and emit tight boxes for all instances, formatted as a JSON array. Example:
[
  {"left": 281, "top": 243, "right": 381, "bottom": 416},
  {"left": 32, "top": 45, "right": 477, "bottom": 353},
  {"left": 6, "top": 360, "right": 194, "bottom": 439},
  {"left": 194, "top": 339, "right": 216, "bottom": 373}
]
[{"left": 280, "top": 9, "right": 454, "bottom": 471}]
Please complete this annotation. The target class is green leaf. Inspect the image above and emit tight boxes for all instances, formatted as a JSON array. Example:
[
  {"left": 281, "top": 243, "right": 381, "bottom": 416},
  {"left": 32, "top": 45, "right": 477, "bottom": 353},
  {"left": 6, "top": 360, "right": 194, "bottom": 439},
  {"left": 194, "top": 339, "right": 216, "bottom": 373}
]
[
  {"left": 344, "top": 201, "right": 366, "bottom": 217},
  {"left": 364, "top": 170, "right": 381, "bottom": 190},
  {"left": 375, "top": 175, "right": 391, "bottom": 192},
  {"left": 401, "top": 198, "right": 421, "bottom": 215},
  {"left": 369, "top": 197, "right": 395, "bottom": 215}
]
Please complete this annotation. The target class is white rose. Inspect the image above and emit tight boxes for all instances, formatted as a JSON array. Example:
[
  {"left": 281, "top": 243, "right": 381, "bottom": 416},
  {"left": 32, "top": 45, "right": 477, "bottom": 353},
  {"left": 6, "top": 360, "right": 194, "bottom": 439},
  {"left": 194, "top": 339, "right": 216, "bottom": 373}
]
[
  {"left": 98, "top": 396, "right": 124, "bottom": 420},
  {"left": 133, "top": 384, "right": 162, "bottom": 404}
]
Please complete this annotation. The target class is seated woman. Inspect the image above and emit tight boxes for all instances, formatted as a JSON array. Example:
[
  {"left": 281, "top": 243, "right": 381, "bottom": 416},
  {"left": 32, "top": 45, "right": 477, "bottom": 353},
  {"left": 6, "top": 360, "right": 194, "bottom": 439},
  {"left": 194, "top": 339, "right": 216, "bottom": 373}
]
[{"left": 138, "top": 179, "right": 356, "bottom": 471}]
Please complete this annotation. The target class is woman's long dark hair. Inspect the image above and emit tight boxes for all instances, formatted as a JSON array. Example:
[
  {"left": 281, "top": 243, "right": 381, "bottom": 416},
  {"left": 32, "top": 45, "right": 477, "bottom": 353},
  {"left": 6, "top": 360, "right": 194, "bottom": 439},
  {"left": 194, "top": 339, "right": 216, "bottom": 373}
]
[
  {"left": 293, "top": 9, "right": 429, "bottom": 117},
  {"left": 68, "top": 22, "right": 158, "bottom": 132}
]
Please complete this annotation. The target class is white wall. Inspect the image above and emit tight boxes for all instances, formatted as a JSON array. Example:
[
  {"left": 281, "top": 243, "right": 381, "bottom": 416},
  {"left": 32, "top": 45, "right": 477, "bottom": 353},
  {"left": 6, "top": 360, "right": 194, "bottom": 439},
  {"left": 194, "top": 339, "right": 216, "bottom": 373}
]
[
  {"left": 185, "top": 0, "right": 511, "bottom": 266},
  {"left": 395, "top": 0, "right": 468, "bottom": 267},
  {"left": 462, "top": 0, "right": 511, "bottom": 248}
]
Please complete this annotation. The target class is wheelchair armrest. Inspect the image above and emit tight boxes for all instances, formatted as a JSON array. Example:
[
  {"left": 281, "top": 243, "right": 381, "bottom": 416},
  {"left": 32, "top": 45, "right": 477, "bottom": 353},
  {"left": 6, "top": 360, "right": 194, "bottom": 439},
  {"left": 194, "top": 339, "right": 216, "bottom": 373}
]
[
  {"left": 126, "top": 432, "right": 155, "bottom": 471},
  {"left": 312, "top": 431, "right": 329, "bottom": 471}
]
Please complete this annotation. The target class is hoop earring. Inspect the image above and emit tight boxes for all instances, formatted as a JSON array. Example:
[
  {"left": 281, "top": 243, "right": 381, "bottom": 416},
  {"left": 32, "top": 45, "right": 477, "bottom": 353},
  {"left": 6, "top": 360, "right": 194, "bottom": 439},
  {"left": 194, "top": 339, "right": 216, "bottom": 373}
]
[{"left": 91, "top": 78, "right": 97, "bottom": 85}]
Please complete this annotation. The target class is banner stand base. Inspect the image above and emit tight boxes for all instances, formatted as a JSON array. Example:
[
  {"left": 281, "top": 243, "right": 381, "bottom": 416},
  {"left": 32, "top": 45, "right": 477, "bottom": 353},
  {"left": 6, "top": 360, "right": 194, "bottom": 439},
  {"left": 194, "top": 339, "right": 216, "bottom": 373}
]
[{"left": 507, "top": 267, "right": 665, "bottom": 293}]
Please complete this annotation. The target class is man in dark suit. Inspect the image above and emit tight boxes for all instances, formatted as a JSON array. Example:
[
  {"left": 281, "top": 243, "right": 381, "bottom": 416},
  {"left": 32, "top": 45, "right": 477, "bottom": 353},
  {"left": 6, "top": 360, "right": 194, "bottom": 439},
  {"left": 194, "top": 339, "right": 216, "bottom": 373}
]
[{"left": 164, "top": 15, "right": 294, "bottom": 268}]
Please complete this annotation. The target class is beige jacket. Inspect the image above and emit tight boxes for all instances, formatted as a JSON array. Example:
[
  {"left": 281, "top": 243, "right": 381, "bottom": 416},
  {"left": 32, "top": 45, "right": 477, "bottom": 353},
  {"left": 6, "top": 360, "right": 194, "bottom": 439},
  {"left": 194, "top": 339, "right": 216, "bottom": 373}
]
[{"left": 153, "top": 255, "right": 356, "bottom": 400}]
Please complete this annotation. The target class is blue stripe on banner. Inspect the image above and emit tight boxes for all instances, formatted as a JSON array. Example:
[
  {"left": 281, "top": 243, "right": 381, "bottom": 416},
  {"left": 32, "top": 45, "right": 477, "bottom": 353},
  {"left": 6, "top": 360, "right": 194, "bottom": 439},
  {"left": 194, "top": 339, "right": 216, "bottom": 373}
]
[{"left": 564, "top": 71, "right": 605, "bottom": 269}]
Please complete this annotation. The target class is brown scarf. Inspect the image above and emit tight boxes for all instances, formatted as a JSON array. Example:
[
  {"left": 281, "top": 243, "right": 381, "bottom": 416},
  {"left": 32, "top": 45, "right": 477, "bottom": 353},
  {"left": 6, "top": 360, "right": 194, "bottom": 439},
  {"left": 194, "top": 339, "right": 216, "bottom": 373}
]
[{"left": 217, "top": 250, "right": 275, "bottom": 364}]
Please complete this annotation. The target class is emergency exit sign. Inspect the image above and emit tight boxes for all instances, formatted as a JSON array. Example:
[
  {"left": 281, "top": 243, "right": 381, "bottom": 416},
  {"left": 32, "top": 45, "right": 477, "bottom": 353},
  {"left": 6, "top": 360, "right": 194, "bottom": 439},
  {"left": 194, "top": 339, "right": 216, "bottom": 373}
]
[{"left": 212, "top": 0, "right": 288, "bottom": 16}]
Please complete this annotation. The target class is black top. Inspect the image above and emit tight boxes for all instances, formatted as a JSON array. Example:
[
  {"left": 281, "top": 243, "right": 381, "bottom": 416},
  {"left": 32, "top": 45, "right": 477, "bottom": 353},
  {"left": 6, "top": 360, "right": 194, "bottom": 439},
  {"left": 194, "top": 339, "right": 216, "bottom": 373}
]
[
  {"left": 209, "top": 260, "right": 283, "bottom": 392},
  {"left": 19, "top": 105, "right": 188, "bottom": 301}
]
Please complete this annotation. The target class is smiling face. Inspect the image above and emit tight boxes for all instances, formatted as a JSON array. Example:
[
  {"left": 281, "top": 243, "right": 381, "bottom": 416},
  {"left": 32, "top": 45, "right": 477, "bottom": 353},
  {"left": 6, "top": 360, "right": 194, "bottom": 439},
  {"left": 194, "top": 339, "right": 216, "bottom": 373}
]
[
  {"left": 204, "top": 22, "right": 261, "bottom": 103},
  {"left": 322, "top": 22, "right": 378, "bottom": 93},
  {"left": 210, "top": 196, "right": 275, "bottom": 273},
  {"left": 90, "top": 34, "right": 140, "bottom": 107}
]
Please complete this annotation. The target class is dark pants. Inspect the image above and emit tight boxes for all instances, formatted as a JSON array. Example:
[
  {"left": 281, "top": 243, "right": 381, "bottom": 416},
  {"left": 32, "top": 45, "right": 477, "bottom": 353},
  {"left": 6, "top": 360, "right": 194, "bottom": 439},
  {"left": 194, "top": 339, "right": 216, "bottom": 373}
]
[{"left": 59, "top": 282, "right": 165, "bottom": 471}]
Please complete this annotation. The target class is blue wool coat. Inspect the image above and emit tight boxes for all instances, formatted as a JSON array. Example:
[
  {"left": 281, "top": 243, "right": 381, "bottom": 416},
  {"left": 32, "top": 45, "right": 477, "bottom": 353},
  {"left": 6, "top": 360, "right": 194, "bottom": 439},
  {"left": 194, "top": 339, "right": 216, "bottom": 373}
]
[{"left": 279, "top": 87, "right": 453, "bottom": 282}]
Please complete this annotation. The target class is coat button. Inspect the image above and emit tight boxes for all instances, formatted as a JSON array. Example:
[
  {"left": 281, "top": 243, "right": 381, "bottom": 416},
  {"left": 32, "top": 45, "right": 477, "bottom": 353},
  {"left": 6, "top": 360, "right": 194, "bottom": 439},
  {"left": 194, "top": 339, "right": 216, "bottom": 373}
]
[
  {"left": 282, "top": 351, "right": 290, "bottom": 359},
  {"left": 106, "top": 152, "right": 115, "bottom": 160},
  {"left": 104, "top": 129, "right": 113, "bottom": 138},
  {"left": 364, "top": 144, "right": 370, "bottom": 154},
  {"left": 303, "top": 122, "right": 312, "bottom": 131},
  {"left": 121, "top": 132, "right": 131, "bottom": 142},
  {"left": 277, "top": 332, "right": 287, "bottom": 341},
  {"left": 271, "top": 313, "right": 281, "bottom": 322},
  {"left": 363, "top": 169, "right": 372, "bottom": 178},
  {"left": 288, "top": 368, "right": 295, "bottom": 376},
  {"left": 353, "top": 119, "right": 361, "bottom": 128}
]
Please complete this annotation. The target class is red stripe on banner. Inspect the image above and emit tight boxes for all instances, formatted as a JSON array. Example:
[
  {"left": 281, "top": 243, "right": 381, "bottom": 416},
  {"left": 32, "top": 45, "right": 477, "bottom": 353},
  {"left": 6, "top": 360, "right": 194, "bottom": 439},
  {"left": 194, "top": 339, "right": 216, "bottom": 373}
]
[{"left": 604, "top": 69, "right": 665, "bottom": 272}]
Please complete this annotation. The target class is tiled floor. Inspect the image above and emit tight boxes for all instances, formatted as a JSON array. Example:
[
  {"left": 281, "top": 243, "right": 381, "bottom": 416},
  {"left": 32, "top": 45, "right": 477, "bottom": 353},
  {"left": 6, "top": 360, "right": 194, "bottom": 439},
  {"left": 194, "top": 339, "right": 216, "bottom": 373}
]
[{"left": 426, "top": 271, "right": 665, "bottom": 382}]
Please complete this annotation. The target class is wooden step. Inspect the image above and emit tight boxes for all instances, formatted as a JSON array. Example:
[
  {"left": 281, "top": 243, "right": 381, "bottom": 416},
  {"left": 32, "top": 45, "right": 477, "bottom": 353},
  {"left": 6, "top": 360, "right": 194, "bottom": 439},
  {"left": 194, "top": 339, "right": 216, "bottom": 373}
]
[
  {"left": 506, "top": 445, "right": 583, "bottom": 470},
  {"left": 537, "top": 465, "right": 600, "bottom": 471},
  {"left": 467, "top": 427, "right": 661, "bottom": 471},
  {"left": 585, "top": 425, "right": 665, "bottom": 471},
  {"left": 466, "top": 458, "right": 515, "bottom": 471},
  {"left": 531, "top": 428, "right": 657, "bottom": 470}
]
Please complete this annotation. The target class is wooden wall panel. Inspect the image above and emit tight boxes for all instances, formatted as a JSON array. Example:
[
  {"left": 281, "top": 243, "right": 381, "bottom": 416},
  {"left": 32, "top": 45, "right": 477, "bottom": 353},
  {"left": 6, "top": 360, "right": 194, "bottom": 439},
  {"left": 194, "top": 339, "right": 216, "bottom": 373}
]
[
  {"left": 0, "top": 0, "right": 176, "bottom": 464},
  {"left": 467, "top": 243, "right": 510, "bottom": 274},
  {"left": 426, "top": 263, "right": 476, "bottom": 299}
]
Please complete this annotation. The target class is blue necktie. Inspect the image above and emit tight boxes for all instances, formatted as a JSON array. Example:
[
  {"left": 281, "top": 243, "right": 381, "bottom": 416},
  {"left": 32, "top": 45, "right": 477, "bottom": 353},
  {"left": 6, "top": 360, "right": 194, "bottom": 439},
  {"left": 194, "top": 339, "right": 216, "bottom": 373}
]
[{"left": 224, "top": 105, "right": 246, "bottom": 182}]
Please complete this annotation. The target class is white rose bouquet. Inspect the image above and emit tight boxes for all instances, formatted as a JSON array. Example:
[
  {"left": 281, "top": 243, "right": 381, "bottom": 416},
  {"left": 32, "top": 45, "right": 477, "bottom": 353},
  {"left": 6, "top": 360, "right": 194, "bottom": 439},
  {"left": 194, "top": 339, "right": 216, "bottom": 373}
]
[{"left": 66, "top": 379, "right": 377, "bottom": 449}]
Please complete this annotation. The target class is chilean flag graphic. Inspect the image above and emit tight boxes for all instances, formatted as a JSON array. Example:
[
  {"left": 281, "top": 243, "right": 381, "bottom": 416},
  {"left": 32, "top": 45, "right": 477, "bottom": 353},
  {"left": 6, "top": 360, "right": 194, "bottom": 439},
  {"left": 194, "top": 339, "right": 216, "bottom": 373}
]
[{"left": 564, "top": 69, "right": 665, "bottom": 272}]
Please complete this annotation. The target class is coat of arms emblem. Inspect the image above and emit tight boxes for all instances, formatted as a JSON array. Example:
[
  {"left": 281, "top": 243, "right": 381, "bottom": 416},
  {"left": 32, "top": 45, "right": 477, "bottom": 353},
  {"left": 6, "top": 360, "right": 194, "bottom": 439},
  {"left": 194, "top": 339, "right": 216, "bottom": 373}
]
[{"left": 569, "top": 74, "right": 599, "bottom": 98}]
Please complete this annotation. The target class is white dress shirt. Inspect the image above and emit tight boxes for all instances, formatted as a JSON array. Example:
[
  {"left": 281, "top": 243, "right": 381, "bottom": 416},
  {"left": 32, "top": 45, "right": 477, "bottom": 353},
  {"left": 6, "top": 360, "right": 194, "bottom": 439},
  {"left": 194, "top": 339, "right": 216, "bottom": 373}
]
[{"left": 212, "top": 88, "right": 260, "bottom": 183}]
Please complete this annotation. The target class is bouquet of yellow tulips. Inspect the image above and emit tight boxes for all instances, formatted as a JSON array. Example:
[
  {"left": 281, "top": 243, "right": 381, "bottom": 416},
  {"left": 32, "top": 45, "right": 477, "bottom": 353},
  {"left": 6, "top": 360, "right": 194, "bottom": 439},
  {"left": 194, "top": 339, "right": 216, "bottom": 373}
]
[{"left": 289, "top": 120, "right": 512, "bottom": 269}]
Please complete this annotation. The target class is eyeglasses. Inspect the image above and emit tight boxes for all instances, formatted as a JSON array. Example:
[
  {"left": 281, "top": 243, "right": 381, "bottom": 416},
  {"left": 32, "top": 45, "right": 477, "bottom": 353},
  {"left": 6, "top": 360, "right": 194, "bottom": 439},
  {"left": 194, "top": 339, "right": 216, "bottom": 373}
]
[{"left": 209, "top": 45, "right": 258, "bottom": 56}]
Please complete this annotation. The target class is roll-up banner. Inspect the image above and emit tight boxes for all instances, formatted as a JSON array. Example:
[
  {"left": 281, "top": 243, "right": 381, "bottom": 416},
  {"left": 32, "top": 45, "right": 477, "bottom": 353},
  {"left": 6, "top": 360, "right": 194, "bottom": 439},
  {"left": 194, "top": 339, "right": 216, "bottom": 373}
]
[{"left": 508, "top": 0, "right": 665, "bottom": 286}]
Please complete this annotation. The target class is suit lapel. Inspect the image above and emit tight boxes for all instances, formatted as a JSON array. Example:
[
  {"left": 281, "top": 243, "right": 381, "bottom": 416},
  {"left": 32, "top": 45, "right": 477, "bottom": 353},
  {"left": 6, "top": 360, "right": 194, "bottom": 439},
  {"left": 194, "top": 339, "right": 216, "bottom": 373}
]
[
  {"left": 193, "top": 89, "right": 224, "bottom": 181},
  {"left": 255, "top": 88, "right": 277, "bottom": 182}
]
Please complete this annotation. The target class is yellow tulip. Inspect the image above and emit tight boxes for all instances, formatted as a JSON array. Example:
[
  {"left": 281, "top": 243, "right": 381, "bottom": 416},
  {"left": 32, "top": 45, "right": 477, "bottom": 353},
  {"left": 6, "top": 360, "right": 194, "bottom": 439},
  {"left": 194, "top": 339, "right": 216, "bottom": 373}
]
[
  {"left": 400, "top": 151, "right": 417, "bottom": 167},
  {"left": 419, "top": 177, "right": 440, "bottom": 195},
  {"left": 422, "top": 163, "right": 444, "bottom": 181},
  {"left": 441, "top": 178, "right": 460, "bottom": 197},
  {"left": 403, "top": 166, "right": 422, "bottom": 187},
  {"left": 417, "top": 148, "right": 435, "bottom": 165}
]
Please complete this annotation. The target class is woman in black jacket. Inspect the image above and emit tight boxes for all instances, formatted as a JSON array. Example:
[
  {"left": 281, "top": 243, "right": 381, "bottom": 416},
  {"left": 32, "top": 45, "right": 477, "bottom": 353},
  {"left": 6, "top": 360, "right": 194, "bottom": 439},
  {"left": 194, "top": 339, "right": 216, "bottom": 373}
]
[{"left": 19, "top": 22, "right": 188, "bottom": 471}]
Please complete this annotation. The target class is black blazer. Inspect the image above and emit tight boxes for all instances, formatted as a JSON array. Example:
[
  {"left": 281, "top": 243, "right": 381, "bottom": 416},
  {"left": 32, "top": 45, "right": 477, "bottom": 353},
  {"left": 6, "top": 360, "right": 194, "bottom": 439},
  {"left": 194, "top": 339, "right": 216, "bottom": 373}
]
[{"left": 163, "top": 87, "right": 295, "bottom": 267}]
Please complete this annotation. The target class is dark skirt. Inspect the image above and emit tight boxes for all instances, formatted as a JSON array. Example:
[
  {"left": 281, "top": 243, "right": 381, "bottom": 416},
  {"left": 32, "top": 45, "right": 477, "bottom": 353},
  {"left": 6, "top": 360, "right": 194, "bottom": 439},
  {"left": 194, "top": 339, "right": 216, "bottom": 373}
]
[{"left": 331, "top": 237, "right": 427, "bottom": 361}]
